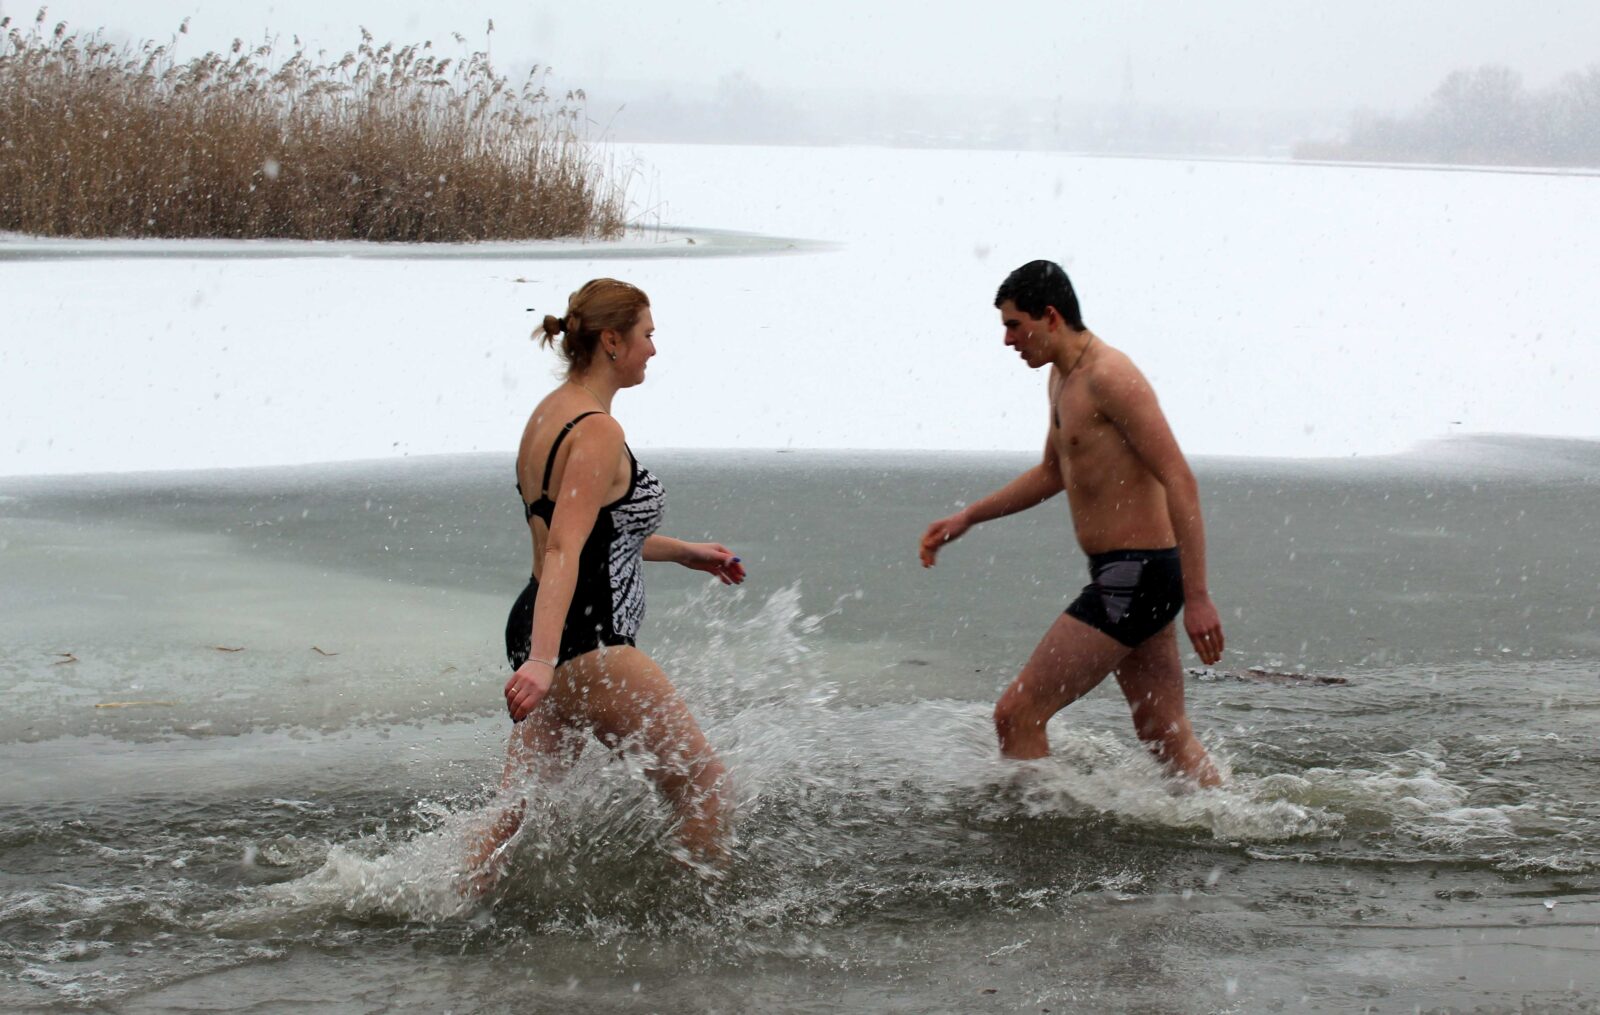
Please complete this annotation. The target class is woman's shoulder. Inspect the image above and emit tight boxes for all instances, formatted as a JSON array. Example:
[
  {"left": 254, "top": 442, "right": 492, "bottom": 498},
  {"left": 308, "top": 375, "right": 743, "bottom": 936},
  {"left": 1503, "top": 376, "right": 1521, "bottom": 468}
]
[
  {"left": 571, "top": 410, "right": 625, "bottom": 445},
  {"left": 522, "top": 395, "right": 623, "bottom": 461},
  {"left": 532, "top": 390, "right": 620, "bottom": 431},
  {"left": 546, "top": 399, "right": 624, "bottom": 454}
]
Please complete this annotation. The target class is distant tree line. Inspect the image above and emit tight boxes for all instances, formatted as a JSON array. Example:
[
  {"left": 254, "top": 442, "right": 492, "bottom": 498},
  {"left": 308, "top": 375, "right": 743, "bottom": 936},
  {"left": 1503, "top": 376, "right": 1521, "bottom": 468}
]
[{"left": 1297, "top": 64, "right": 1600, "bottom": 168}]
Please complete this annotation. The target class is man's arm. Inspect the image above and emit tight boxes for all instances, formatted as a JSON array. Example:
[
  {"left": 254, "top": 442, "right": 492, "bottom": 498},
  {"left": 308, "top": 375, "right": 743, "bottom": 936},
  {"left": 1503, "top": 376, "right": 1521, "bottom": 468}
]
[
  {"left": 1093, "top": 361, "right": 1225, "bottom": 664},
  {"left": 920, "top": 432, "right": 1062, "bottom": 567},
  {"left": 964, "top": 441, "right": 1063, "bottom": 525}
]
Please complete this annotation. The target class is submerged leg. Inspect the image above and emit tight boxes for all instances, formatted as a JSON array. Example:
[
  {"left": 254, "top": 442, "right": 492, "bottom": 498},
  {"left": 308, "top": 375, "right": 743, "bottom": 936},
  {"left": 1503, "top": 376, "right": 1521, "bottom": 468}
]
[
  {"left": 567, "top": 646, "right": 731, "bottom": 869},
  {"left": 1113, "top": 624, "right": 1222, "bottom": 787},
  {"left": 464, "top": 706, "right": 584, "bottom": 894},
  {"left": 994, "top": 613, "right": 1130, "bottom": 759}
]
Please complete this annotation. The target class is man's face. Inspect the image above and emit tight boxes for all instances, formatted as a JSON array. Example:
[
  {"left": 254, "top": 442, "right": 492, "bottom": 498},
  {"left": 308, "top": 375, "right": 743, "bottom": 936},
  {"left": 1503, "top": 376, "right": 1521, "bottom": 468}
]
[{"left": 998, "top": 300, "right": 1050, "bottom": 369}]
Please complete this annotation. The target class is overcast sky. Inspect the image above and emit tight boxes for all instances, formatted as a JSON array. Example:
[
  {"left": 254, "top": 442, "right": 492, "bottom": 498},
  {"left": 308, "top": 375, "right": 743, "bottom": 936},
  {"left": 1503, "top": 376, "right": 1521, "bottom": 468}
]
[{"left": 7, "top": 0, "right": 1599, "bottom": 112}]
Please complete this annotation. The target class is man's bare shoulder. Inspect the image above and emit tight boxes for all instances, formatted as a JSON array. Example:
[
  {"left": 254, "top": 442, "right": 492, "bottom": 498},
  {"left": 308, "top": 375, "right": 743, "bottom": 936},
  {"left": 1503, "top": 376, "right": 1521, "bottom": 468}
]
[
  {"left": 1084, "top": 340, "right": 1149, "bottom": 392},
  {"left": 1085, "top": 342, "right": 1170, "bottom": 431}
]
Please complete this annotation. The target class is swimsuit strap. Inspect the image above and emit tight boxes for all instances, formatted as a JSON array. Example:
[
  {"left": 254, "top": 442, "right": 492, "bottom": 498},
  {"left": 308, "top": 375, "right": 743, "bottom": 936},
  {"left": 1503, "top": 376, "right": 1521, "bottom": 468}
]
[{"left": 539, "top": 411, "right": 606, "bottom": 499}]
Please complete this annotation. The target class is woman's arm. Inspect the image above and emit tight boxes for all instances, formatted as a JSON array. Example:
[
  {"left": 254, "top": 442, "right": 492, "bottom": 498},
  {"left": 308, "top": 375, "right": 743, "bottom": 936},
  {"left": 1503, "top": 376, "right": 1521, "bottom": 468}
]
[
  {"left": 644, "top": 535, "right": 746, "bottom": 585},
  {"left": 643, "top": 535, "right": 688, "bottom": 563},
  {"left": 505, "top": 416, "right": 627, "bottom": 721}
]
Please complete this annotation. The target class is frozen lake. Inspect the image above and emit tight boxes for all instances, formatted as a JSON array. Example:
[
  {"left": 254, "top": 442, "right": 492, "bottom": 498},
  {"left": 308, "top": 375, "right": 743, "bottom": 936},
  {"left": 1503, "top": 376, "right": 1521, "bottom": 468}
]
[
  {"left": 3, "top": 146, "right": 1599, "bottom": 1012},
  {"left": 4, "top": 145, "right": 1598, "bottom": 477}
]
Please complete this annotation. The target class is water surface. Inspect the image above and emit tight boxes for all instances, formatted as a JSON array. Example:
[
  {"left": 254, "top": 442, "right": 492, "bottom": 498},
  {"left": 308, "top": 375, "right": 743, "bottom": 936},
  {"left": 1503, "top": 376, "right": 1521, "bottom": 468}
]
[{"left": 3, "top": 438, "right": 1597, "bottom": 1011}]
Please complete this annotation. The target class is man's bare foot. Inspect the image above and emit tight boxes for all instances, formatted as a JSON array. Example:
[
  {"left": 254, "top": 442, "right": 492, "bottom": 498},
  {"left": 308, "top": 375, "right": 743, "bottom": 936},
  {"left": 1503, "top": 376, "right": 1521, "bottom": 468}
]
[{"left": 1163, "top": 754, "right": 1224, "bottom": 791}]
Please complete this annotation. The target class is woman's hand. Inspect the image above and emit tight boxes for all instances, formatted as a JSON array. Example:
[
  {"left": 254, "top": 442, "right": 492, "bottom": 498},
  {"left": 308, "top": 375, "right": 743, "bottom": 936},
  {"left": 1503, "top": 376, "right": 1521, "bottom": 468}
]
[
  {"left": 919, "top": 511, "right": 971, "bottom": 567},
  {"left": 505, "top": 660, "right": 554, "bottom": 722},
  {"left": 678, "top": 542, "right": 746, "bottom": 585}
]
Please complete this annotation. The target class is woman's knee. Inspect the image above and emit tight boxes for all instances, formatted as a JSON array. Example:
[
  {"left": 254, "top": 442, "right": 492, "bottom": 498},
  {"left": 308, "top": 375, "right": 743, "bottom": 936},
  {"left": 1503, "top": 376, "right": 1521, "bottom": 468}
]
[{"left": 650, "top": 738, "right": 724, "bottom": 799}]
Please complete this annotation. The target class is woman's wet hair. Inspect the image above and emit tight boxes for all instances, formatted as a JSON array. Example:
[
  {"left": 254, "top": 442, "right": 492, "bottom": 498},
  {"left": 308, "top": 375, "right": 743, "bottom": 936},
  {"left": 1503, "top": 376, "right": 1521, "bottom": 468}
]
[
  {"left": 536, "top": 278, "right": 650, "bottom": 372},
  {"left": 994, "top": 260, "right": 1086, "bottom": 331}
]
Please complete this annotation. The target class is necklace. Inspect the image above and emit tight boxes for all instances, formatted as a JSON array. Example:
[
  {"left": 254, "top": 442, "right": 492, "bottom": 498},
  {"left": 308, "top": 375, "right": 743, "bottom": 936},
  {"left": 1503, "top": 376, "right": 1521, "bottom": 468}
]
[
  {"left": 569, "top": 378, "right": 609, "bottom": 411},
  {"left": 1052, "top": 334, "right": 1095, "bottom": 430},
  {"left": 1064, "top": 333, "right": 1096, "bottom": 377}
]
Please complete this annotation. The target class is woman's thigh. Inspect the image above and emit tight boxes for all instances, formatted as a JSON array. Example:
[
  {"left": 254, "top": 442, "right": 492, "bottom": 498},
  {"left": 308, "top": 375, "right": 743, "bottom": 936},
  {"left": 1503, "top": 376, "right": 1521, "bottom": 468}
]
[{"left": 551, "top": 645, "right": 717, "bottom": 772}]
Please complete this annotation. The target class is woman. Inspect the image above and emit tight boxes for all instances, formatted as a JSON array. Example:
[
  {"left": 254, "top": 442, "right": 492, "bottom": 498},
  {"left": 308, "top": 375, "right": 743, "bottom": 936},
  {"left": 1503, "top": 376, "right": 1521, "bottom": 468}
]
[{"left": 468, "top": 278, "right": 744, "bottom": 888}]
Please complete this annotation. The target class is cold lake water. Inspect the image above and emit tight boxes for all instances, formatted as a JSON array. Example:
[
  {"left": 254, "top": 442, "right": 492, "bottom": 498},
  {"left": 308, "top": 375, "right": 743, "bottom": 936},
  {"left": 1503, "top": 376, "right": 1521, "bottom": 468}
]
[{"left": 2, "top": 440, "right": 1597, "bottom": 1012}]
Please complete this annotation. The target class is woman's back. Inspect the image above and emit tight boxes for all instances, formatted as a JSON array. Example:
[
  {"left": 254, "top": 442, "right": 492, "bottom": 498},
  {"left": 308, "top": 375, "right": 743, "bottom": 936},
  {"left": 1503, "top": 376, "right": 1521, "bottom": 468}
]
[{"left": 515, "top": 388, "right": 632, "bottom": 579}]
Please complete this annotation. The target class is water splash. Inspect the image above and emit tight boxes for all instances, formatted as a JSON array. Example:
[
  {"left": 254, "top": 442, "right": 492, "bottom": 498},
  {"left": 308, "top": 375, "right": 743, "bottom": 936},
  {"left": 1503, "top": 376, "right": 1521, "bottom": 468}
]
[{"left": 180, "top": 587, "right": 1597, "bottom": 949}]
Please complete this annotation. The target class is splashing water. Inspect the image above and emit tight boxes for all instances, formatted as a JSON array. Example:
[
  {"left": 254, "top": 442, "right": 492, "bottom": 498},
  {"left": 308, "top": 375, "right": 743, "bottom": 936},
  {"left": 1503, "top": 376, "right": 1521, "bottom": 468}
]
[
  {"left": 238, "top": 583, "right": 1376, "bottom": 941},
  {"left": 6, "top": 444, "right": 1600, "bottom": 1010}
]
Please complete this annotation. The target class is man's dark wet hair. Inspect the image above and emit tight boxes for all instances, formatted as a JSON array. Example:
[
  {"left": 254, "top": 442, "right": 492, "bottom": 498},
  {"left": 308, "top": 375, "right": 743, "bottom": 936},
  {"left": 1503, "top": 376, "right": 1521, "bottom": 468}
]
[{"left": 994, "top": 260, "right": 1085, "bottom": 331}]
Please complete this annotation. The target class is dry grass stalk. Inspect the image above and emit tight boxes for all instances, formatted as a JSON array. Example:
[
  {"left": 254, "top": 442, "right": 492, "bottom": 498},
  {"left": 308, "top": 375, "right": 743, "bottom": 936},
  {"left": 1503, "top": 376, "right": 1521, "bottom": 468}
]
[{"left": 0, "top": 11, "right": 627, "bottom": 241}]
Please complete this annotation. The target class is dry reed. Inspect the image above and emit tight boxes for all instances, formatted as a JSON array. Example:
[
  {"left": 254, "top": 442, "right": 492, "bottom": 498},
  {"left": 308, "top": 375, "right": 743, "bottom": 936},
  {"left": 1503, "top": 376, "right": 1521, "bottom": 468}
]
[{"left": 0, "top": 11, "right": 628, "bottom": 241}]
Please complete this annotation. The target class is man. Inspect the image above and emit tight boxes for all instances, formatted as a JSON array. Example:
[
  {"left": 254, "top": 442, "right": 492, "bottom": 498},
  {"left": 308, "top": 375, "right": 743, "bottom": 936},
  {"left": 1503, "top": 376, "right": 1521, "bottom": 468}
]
[{"left": 920, "top": 259, "right": 1224, "bottom": 787}]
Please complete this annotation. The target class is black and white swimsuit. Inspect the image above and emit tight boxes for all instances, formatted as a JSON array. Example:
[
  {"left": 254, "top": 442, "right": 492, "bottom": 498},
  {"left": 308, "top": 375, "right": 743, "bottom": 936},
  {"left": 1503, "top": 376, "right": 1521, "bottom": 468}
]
[{"left": 505, "top": 411, "right": 666, "bottom": 669}]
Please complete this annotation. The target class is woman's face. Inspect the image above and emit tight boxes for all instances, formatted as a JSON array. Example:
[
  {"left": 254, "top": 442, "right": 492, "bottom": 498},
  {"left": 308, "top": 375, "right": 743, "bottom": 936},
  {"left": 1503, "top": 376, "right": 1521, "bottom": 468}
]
[{"left": 612, "top": 307, "right": 656, "bottom": 387}]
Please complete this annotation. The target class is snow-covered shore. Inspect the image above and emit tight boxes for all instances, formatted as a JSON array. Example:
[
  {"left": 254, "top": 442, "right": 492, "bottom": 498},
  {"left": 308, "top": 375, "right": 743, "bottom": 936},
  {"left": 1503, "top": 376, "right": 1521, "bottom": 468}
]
[{"left": 4, "top": 144, "right": 1596, "bottom": 476}]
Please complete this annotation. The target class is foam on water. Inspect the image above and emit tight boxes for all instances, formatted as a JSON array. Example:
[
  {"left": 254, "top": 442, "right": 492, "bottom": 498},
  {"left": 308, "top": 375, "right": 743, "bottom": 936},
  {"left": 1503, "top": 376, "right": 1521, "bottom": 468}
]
[
  {"left": 268, "top": 589, "right": 1594, "bottom": 935},
  {"left": 5, "top": 576, "right": 1600, "bottom": 1007},
  {"left": 227, "top": 585, "right": 1505, "bottom": 941},
  {"left": 1251, "top": 750, "right": 1559, "bottom": 862},
  {"left": 243, "top": 827, "right": 479, "bottom": 926}
]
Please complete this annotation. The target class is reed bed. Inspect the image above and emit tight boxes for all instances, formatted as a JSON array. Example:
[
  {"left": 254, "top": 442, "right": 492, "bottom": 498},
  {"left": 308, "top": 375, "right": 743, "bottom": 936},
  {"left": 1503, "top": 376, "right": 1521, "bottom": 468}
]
[{"left": 0, "top": 12, "right": 627, "bottom": 241}]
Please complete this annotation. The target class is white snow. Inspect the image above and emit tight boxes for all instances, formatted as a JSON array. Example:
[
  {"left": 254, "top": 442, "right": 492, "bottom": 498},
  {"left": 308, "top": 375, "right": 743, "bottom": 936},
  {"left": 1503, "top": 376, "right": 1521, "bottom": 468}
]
[{"left": 3, "top": 144, "right": 1597, "bottom": 476}]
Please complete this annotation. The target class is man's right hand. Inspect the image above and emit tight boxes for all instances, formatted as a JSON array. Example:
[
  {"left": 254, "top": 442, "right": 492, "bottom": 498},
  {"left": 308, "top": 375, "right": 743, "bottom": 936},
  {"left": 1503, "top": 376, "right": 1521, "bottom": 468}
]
[
  {"left": 919, "top": 512, "right": 971, "bottom": 567},
  {"left": 1183, "top": 593, "right": 1226, "bottom": 666}
]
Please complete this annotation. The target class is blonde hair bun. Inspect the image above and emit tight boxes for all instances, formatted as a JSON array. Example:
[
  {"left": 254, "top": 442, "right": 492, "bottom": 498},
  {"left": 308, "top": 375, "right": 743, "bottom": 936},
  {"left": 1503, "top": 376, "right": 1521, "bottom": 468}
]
[{"left": 532, "top": 280, "right": 649, "bottom": 371}]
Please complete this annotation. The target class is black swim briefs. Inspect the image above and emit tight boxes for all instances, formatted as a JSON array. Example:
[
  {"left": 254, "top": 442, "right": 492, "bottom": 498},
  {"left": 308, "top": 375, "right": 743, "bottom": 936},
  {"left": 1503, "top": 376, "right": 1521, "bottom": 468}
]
[{"left": 1064, "top": 547, "right": 1184, "bottom": 648}]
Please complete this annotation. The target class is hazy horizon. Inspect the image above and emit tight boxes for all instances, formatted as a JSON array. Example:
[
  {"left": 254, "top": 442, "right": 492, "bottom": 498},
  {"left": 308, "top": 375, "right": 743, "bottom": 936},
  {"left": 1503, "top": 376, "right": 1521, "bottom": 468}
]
[{"left": 7, "top": 1, "right": 1599, "bottom": 156}]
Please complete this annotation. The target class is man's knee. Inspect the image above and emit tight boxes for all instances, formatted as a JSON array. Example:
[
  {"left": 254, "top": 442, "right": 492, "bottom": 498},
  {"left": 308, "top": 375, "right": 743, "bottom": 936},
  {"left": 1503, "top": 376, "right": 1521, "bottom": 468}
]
[{"left": 994, "top": 695, "right": 1044, "bottom": 743}]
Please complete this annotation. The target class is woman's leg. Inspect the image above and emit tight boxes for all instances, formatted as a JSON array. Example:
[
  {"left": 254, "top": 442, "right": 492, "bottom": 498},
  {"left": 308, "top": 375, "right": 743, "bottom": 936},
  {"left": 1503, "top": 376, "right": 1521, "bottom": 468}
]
[
  {"left": 465, "top": 705, "right": 585, "bottom": 893},
  {"left": 557, "top": 645, "right": 730, "bottom": 867}
]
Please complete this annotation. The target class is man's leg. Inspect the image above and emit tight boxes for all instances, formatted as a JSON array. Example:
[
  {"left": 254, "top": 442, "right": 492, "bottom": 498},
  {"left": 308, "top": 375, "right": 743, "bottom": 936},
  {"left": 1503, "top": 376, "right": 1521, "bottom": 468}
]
[
  {"left": 994, "top": 613, "right": 1130, "bottom": 759},
  {"left": 1112, "top": 624, "right": 1222, "bottom": 787}
]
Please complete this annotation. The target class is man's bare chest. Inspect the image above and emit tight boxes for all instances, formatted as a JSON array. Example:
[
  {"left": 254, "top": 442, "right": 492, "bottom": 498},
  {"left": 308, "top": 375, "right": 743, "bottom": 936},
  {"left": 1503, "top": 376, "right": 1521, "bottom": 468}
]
[
  {"left": 1050, "top": 387, "right": 1128, "bottom": 480},
  {"left": 1051, "top": 382, "right": 1103, "bottom": 448}
]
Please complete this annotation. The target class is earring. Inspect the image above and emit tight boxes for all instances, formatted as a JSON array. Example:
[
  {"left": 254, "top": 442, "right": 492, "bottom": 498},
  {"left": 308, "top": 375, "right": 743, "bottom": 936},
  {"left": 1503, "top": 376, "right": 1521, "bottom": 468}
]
[{"left": 607, "top": 351, "right": 617, "bottom": 362}]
